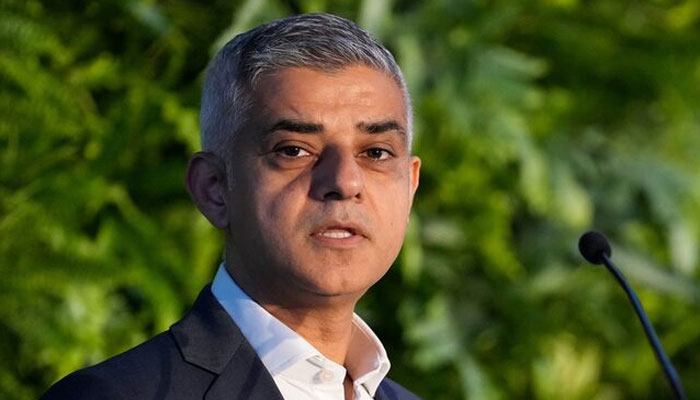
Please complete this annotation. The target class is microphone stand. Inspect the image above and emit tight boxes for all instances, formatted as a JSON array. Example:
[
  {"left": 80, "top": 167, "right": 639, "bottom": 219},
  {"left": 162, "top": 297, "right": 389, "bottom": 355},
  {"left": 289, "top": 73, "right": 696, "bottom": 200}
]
[{"left": 600, "top": 253, "right": 687, "bottom": 400}]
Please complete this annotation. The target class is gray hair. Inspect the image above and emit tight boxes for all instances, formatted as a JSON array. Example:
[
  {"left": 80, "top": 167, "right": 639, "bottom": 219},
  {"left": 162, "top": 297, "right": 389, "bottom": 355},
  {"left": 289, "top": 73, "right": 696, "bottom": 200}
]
[{"left": 199, "top": 13, "right": 412, "bottom": 163}]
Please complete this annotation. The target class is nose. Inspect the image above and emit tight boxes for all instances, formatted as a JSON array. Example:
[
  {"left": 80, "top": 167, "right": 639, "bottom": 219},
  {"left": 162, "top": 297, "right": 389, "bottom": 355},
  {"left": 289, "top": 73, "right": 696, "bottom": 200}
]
[{"left": 310, "top": 148, "right": 363, "bottom": 201}]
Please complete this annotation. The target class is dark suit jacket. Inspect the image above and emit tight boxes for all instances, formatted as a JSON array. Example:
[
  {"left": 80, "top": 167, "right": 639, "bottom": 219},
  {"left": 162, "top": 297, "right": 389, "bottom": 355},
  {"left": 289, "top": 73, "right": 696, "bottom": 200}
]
[{"left": 42, "top": 285, "right": 422, "bottom": 400}]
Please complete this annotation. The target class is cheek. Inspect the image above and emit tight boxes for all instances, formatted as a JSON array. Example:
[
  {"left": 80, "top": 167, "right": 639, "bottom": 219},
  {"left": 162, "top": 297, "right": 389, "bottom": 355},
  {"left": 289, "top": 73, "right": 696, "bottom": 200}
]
[
  {"left": 371, "top": 174, "right": 412, "bottom": 214},
  {"left": 370, "top": 182, "right": 412, "bottom": 242},
  {"left": 253, "top": 173, "right": 311, "bottom": 232}
]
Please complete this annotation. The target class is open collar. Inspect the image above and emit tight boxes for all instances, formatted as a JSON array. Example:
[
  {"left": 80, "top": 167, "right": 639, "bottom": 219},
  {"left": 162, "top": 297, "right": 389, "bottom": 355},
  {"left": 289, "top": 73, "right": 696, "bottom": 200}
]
[
  {"left": 211, "top": 264, "right": 391, "bottom": 396},
  {"left": 168, "top": 276, "right": 399, "bottom": 400},
  {"left": 169, "top": 285, "right": 284, "bottom": 400}
]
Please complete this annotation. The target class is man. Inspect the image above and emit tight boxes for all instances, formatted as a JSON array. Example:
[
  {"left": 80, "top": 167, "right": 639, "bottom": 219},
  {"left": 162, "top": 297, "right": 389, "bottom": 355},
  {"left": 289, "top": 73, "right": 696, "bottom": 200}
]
[{"left": 43, "top": 13, "right": 421, "bottom": 400}]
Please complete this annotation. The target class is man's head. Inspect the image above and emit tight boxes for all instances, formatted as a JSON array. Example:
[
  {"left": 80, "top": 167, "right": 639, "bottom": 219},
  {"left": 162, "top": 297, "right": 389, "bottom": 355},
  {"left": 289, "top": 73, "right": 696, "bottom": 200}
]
[
  {"left": 187, "top": 13, "right": 420, "bottom": 308},
  {"left": 200, "top": 13, "right": 413, "bottom": 163}
]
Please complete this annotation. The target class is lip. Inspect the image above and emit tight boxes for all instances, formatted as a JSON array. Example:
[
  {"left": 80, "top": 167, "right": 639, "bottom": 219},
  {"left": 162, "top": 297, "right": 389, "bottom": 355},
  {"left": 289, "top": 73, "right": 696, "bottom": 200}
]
[{"left": 310, "top": 221, "right": 369, "bottom": 247}]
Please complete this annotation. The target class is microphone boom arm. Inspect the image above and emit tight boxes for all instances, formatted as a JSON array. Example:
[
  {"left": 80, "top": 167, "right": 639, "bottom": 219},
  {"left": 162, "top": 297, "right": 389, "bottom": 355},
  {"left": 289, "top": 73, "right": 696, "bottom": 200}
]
[{"left": 600, "top": 252, "right": 687, "bottom": 400}]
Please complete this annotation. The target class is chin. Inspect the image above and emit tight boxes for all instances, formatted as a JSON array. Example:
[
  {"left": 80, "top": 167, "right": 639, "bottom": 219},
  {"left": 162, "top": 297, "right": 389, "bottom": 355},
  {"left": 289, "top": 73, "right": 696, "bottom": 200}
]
[
  {"left": 288, "top": 268, "right": 375, "bottom": 299},
  {"left": 310, "top": 272, "right": 386, "bottom": 299}
]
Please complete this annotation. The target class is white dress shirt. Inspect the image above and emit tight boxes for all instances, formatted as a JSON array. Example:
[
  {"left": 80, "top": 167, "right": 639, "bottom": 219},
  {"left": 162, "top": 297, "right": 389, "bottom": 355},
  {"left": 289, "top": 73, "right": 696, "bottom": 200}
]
[{"left": 211, "top": 265, "right": 391, "bottom": 400}]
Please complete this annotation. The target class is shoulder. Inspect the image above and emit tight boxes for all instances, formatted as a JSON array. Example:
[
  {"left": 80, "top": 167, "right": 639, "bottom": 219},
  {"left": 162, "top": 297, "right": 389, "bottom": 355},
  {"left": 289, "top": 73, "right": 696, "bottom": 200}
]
[
  {"left": 41, "top": 331, "right": 212, "bottom": 399},
  {"left": 377, "top": 377, "right": 424, "bottom": 400},
  {"left": 41, "top": 369, "right": 125, "bottom": 400}
]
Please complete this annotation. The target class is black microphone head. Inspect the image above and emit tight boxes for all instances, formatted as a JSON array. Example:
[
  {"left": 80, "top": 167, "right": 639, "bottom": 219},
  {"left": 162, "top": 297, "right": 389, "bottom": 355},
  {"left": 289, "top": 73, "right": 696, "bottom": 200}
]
[{"left": 579, "top": 231, "right": 612, "bottom": 265}]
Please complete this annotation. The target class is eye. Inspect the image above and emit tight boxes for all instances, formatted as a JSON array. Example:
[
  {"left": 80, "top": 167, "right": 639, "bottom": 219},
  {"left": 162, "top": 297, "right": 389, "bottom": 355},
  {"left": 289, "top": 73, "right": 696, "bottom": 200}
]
[
  {"left": 364, "top": 148, "right": 392, "bottom": 160},
  {"left": 276, "top": 146, "right": 312, "bottom": 158}
]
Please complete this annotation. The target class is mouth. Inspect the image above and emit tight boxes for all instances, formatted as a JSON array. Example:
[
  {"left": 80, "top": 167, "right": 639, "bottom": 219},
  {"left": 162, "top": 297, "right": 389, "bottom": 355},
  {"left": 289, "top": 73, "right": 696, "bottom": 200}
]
[
  {"left": 316, "top": 228, "right": 356, "bottom": 239},
  {"left": 311, "top": 222, "right": 368, "bottom": 246}
]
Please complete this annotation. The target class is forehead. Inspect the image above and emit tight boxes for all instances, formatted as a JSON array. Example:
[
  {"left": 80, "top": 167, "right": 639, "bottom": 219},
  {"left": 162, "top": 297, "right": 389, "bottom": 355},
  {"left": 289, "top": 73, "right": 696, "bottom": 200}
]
[{"left": 250, "top": 65, "right": 408, "bottom": 124}]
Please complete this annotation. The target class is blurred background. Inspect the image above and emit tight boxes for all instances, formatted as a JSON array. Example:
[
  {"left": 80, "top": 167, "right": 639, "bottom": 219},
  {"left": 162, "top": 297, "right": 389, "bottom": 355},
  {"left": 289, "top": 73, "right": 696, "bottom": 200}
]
[{"left": 2, "top": 0, "right": 700, "bottom": 399}]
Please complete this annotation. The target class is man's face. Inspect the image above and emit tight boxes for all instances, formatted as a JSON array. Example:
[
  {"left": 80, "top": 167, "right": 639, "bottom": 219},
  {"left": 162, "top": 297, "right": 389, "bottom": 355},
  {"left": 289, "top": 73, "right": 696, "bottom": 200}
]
[{"left": 224, "top": 65, "right": 420, "bottom": 306}]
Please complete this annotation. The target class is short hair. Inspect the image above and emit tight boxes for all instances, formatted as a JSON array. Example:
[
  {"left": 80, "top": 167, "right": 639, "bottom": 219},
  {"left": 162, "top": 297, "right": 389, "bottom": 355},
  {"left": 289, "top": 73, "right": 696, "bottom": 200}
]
[{"left": 199, "top": 13, "right": 412, "bottom": 164}]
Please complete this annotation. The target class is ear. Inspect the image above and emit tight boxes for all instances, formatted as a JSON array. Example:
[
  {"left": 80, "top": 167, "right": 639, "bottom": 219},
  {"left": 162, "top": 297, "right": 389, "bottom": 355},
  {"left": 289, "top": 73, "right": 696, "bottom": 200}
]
[
  {"left": 408, "top": 155, "right": 421, "bottom": 209},
  {"left": 186, "top": 152, "right": 229, "bottom": 229}
]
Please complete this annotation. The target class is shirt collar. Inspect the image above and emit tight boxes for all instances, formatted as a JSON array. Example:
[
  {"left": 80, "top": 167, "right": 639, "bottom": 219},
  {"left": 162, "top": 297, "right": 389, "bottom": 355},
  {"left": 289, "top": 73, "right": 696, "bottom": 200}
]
[{"left": 211, "top": 264, "right": 391, "bottom": 396}]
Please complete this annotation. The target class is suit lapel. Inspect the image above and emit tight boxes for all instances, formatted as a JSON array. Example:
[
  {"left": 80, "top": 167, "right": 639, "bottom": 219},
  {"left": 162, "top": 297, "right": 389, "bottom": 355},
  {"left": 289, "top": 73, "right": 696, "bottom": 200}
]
[
  {"left": 170, "top": 285, "right": 284, "bottom": 400},
  {"left": 205, "top": 340, "right": 284, "bottom": 400},
  {"left": 375, "top": 382, "right": 389, "bottom": 400}
]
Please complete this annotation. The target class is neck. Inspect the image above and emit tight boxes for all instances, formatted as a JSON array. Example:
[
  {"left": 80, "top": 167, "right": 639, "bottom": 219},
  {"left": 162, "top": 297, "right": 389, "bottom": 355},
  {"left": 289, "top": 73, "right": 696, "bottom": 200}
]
[
  {"left": 223, "top": 250, "right": 362, "bottom": 365},
  {"left": 261, "top": 301, "right": 357, "bottom": 365}
]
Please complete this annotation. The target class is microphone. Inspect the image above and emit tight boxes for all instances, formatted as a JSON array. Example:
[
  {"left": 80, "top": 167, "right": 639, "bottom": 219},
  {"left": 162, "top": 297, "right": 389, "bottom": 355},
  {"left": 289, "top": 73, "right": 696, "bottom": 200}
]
[{"left": 578, "top": 231, "right": 687, "bottom": 400}]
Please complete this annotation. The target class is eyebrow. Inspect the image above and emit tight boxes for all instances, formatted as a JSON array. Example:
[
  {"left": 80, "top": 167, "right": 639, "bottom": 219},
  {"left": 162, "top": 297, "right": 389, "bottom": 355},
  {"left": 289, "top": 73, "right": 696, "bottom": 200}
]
[
  {"left": 357, "top": 120, "right": 407, "bottom": 137},
  {"left": 267, "top": 119, "right": 407, "bottom": 138},
  {"left": 268, "top": 119, "right": 323, "bottom": 134}
]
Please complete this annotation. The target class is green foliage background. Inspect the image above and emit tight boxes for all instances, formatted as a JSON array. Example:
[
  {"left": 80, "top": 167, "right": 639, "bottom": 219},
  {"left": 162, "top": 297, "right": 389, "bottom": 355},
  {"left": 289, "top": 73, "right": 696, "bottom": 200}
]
[{"left": 2, "top": 0, "right": 699, "bottom": 398}]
